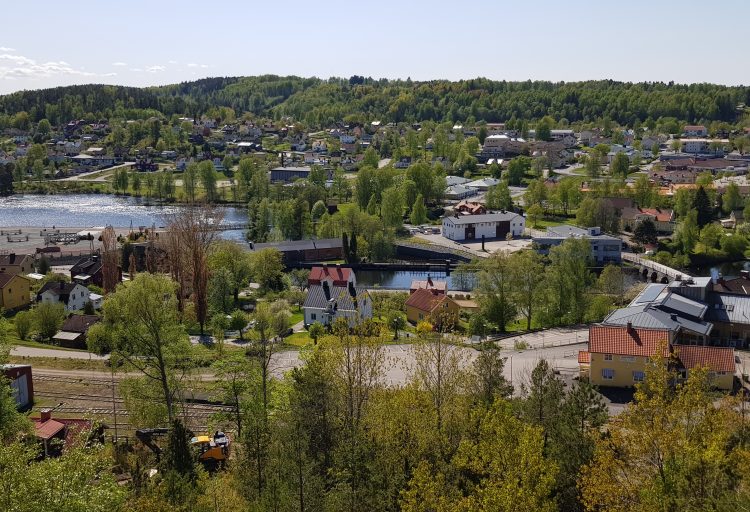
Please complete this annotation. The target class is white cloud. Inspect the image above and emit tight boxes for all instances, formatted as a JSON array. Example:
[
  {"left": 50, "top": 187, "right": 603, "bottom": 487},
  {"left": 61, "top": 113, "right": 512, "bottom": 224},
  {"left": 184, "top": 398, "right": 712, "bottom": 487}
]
[
  {"left": 102, "top": 72, "right": 118, "bottom": 77},
  {"left": 111, "top": 61, "right": 127, "bottom": 67},
  {"left": 146, "top": 65, "right": 166, "bottom": 73},
  {"left": 187, "top": 63, "right": 198, "bottom": 68},
  {"left": 0, "top": 47, "right": 16, "bottom": 52},
  {"left": 168, "top": 60, "right": 178, "bottom": 65},
  {"left": 200, "top": 64, "right": 209, "bottom": 69},
  {"left": 0, "top": 53, "right": 95, "bottom": 80}
]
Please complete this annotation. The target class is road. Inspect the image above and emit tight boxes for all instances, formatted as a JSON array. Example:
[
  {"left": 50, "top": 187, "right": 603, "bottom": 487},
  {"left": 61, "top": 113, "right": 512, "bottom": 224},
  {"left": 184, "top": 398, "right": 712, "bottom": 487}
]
[
  {"left": 59, "top": 162, "right": 135, "bottom": 182},
  {"left": 11, "top": 335, "right": 583, "bottom": 389}
]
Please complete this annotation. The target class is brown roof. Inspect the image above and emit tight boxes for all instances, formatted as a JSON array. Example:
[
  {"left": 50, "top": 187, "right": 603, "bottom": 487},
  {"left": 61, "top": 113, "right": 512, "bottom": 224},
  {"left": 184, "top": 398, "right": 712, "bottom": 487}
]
[
  {"left": 0, "top": 253, "right": 30, "bottom": 266},
  {"left": 0, "top": 273, "right": 14, "bottom": 288},
  {"left": 712, "top": 276, "right": 750, "bottom": 295},
  {"left": 589, "top": 325, "right": 671, "bottom": 357},
  {"left": 674, "top": 345, "right": 735, "bottom": 373},
  {"left": 405, "top": 288, "right": 453, "bottom": 313},
  {"left": 621, "top": 207, "right": 674, "bottom": 223},
  {"left": 60, "top": 314, "right": 100, "bottom": 334}
]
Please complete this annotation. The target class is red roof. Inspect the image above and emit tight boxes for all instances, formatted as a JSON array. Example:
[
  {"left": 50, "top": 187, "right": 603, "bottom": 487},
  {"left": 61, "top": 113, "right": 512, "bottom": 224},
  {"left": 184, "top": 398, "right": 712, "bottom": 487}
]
[
  {"left": 308, "top": 266, "right": 352, "bottom": 286},
  {"left": 578, "top": 351, "right": 590, "bottom": 364},
  {"left": 674, "top": 345, "right": 735, "bottom": 373},
  {"left": 405, "top": 288, "right": 452, "bottom": 313},
  {"left": 621, "top": 207, "right": 674, "bottom": 223},
  {"left": 35, "top": 419, "right": 66, "bottom": 440},
  {"left": 589, "top": 325, "right": 671, "bottom": 357}
]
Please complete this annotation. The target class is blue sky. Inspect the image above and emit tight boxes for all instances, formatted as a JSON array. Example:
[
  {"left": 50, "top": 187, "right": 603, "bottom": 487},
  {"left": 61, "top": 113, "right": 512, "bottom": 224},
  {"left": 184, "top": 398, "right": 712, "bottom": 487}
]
[{"left": 1, "top": 0, "right": 748, "bottom": 94}]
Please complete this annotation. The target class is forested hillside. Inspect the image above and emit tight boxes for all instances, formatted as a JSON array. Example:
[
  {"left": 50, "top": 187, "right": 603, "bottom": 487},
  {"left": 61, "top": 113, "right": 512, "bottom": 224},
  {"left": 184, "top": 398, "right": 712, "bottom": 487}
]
[{"left": 1, "top": 76, "right": 748, "bottom": 127}]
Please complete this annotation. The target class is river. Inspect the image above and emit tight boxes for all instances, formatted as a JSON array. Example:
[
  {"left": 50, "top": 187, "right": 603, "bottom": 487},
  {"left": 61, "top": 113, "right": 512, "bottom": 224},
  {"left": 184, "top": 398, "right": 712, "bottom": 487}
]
[
  {"left": 355, "top": 269, "right": 476, "bottom": 291},
  {"left": 0, "top": 194, "right": 248, "bottom": 241}
]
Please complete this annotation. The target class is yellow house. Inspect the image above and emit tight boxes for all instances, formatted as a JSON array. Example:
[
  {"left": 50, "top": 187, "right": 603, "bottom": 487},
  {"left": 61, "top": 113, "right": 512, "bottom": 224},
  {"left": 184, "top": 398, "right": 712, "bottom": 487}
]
[
  {"left": 405, "top": 288, "right": 460, "bottom": 330},
  {"left": 585, "top": 324, "right": 735, "bottom": 390},
  {"left": 0, "top": 272, "right": 32, "bottom": 310}
]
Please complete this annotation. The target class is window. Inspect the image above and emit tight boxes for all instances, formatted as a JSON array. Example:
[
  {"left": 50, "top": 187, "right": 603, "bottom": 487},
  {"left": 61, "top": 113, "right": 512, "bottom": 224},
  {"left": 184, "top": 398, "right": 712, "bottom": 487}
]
[
  {"left": 620, "top": 356, "right": 635, "bottom": 363},
  {"left": 632, "top": 371, "right": 645, "bottom": 382},
  {"left": 604, "top": 354, "right": 613, "bottom": 361},
  {"left": 602, "top": 368, "right": 615, "bottom": 380},
  {"left": 311, "top": 313, "right": 316, "bottom": 320}
]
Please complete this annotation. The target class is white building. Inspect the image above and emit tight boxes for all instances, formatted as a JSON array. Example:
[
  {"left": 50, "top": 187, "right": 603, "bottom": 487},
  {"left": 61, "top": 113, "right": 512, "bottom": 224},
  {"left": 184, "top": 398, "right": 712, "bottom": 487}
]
[
  {"left": 37, "top": 282, "right": 90, "bottom": 311},
  {"left": 681, "top": 138, "right": 729, "bottom": 155},
  {"left": 303, "top": 266, "right": 372, "bottom": 328},
  {"left": 442, "top": 211, "right": 525, "bottom": 241}
]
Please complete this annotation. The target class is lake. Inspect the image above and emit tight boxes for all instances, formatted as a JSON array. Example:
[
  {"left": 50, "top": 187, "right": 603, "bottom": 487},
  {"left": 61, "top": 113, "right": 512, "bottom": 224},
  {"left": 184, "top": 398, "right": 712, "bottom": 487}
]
[{"left": 0, "top": 194, "right": 248, "bottom": 240}]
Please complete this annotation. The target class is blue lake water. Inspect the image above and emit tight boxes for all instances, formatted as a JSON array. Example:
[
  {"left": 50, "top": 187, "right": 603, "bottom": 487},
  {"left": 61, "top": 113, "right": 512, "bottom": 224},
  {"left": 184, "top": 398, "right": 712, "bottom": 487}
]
[{"left": 0, "top": 194, "right": 248, "bottom": 240}]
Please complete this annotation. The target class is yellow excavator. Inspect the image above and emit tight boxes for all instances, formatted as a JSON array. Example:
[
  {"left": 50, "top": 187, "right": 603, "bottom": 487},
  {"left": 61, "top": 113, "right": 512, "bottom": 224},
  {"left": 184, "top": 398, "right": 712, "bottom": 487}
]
[{"left": 135, "top": 428, "right": 231, "bottom": 465}]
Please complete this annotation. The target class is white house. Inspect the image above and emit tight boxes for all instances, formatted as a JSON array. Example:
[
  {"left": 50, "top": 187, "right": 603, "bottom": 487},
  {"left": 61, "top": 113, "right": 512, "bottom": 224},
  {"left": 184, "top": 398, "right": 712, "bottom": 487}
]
[
  {"left": 303, "top": 266, "right": 372, "bottom": 328},
  {"left": 683, "top": 125, "right": 708, "bottom": 137},
  {"left": 37, "top": 282, "right": 90, "bottom": 311},
  {"left": 681, "top": 138, "right": 729, "bottom": 155},
  {"left": 442, "top": 211, "right": 525, "bottom": 241}
]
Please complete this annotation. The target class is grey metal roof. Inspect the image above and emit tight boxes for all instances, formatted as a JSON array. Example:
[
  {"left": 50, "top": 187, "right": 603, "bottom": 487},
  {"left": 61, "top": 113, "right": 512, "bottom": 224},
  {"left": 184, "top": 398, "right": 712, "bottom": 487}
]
[
  {"left": 445, "top": 176, "right": 470, "bottom": 186},
  {"left": 303, "top": 284, "right": 369, "bottom": 311},
  {"left": 706, "top": 292, "right": 750, "bottom": 324},
  {"left": 603, "top": 304, "right": 713, "bottom": 336},
  {"left": 629, "top": 283, "right": 707, "bottom": 320},
  {"left": 443, "top": 212, "right": 522, "bottom": 225}
]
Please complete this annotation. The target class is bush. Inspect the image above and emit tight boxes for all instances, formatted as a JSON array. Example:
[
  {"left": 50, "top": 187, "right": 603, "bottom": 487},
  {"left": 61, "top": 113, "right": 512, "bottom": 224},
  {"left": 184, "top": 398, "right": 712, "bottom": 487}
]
[{"left": 14, "top": 311, "right": 33, "bottom": 340}]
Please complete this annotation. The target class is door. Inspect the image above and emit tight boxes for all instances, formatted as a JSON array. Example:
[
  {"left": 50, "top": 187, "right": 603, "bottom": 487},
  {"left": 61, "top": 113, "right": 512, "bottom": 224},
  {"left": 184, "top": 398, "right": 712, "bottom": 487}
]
[
  {"left": 465, "top": 225, "right": 475, "bottom": 240},
  {"left": 495, "top": 221, "right": 510, "bottom": 238}
]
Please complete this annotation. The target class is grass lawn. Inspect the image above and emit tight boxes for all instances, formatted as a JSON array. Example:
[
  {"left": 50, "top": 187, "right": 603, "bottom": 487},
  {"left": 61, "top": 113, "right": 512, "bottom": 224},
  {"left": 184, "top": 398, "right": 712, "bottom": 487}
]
[
  {"left": 8, "top": 355, "right": 110, "bottom": 372},
  {"left": 527, "top": 216, "right": 571, "bottom": 230},
  {"left": 289, "top": 311, "right": 304, "bottom": 326},
  {"left": 284, "top": 331, "right": 312, "bottom": 347}
]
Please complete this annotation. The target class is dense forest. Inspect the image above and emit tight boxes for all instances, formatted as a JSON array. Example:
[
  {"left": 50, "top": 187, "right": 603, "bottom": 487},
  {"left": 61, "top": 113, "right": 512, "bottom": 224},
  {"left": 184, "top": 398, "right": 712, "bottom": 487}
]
[{"left": 1, "top": 76, "right": 748, "bottom": 128}]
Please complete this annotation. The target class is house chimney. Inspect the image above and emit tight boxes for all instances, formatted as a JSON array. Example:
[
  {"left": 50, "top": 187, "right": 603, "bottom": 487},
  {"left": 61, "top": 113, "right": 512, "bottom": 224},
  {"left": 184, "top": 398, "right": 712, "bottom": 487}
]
[
  {"left": 8, "top": 253, "right": 16, "bottom": 263},
  {"left": 40, "top": 409, "right": 52, "bottom": 422},
  {"left": 626, "top": 321, "right": 633, "bottom": 332}
]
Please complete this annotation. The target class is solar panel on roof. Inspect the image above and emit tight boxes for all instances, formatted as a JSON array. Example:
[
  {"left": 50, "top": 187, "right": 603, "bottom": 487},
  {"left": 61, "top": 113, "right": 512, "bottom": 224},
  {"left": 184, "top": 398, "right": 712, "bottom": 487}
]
[{"left": 636, "top": 285, "right": 666, "bottom": 304}]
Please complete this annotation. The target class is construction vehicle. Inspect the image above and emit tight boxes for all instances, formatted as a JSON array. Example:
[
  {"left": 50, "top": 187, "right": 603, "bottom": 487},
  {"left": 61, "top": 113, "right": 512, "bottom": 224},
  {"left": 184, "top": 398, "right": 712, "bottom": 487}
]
[{"left": 135, "top": 428, "right": 231, "bottom": 465}]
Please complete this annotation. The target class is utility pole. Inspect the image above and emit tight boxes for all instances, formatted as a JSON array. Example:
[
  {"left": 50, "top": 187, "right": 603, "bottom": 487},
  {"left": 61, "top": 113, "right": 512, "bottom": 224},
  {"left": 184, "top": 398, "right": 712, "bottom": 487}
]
[{"left": 111, "top": 363, "right": 119, "bottom": 443}]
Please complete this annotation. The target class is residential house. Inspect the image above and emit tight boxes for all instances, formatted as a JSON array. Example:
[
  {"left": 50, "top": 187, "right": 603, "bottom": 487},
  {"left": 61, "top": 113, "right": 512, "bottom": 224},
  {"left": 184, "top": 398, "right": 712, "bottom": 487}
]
[
  {"left": 532, "top": 225, "right": 622, "bottom": 264},
  {"left": 303, "top": 266, "right": 372, "bottom": 327},
  {"left": 683, "top": 125, "right": 708, "bottom": 137},
  {"left": 480, "top": 135, "right": 527, "bottom": 160},
  {"left": 0, "top": 253, "right": 34, "bottom": 276},
  {"left": 53, "top": 314, "right": 101, "bottom": 349},
  {"left": 454, "top": 200, "right": 487, "bottom": 215},
  {"left": 405, "top": 288, "right": 460, "bottom": 329},
  {"left": 0, "top": 273, "right": 32, "bottom": 310},
  {"left": 37, "top": 282, "right": 90, "bottom": 311},
  {"left": 620, "top": 207, "right": 676, "bottom": 234},
  {"left": 409, "top": 277, "right": 447, "bottom": 295},
  {"left": 442, "top": 211, "right": 525, "bottom": 241},
  {"left": 70, "top": 254, "right": 121, "bottom": 288},
  {"left": 602, "top": 283, "right": 712, "bottom": 345},
  {"left": 582, "top": 324, "right": 734, "bottom": 390}
]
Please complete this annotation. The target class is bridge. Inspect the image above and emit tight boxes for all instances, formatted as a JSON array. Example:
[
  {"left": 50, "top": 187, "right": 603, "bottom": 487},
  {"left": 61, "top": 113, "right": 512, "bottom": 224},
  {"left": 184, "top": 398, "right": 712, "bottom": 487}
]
[{"left": 622, "top": 253, "right": 693, "bottom": 283}]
